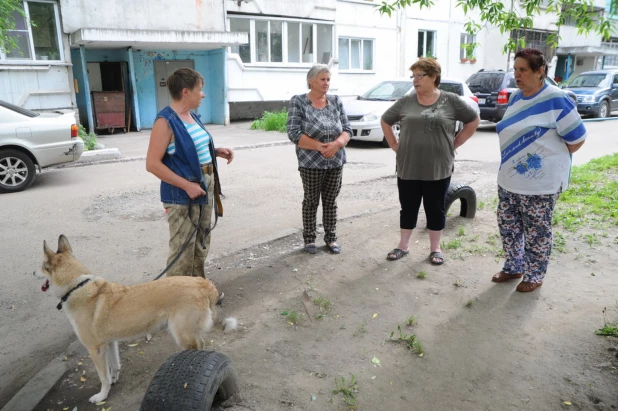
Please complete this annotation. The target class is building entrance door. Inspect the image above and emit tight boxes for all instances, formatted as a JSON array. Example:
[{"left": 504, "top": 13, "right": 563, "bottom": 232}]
[{"left": 154, "top": 60, "right": 195, "bottom": 112}]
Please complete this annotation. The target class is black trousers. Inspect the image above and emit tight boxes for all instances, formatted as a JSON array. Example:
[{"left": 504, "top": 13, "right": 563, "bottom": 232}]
[{"left": 397, "top": 176, "right": 451, "bottom": 231}]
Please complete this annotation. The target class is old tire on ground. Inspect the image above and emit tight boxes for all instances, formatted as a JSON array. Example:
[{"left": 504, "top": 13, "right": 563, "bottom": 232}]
[
  {"left": 0, "top": 149, "right": 36, "bottom": 193},
  {"left": 445, "top": 184, "right": 477, "bottom": 219},
  {"left": 140, "top": 350, "right": 238, "bottom": 411}
]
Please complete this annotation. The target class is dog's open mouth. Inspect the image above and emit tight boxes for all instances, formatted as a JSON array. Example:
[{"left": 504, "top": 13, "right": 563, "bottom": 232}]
[{"left": 41, "top": 280, "right": 50, "bottom": 292}]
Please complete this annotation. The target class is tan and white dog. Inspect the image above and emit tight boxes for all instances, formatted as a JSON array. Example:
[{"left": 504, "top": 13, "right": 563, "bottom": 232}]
[{"left": 37, "top": 235, "right": 236, "bottom": 403}]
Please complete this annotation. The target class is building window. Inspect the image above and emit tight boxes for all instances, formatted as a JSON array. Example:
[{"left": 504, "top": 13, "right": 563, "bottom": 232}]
[
  {"left": 510, "top": 29, "right": 556, "bottom": 60},
  {"left": 2, "top": 1, "right": 62, "bottom": 62},
  {"left": 338, "top": 37, "right": 373, "bottom": 71},
  {"left": 460, "top": 33, "right": 476, "bottom": 60},
  {"left": 228, "top": 16, "right": 333, "bottom": 65},
  {"left": 418, "top": 30, "right": 436, "bottom": 58}
]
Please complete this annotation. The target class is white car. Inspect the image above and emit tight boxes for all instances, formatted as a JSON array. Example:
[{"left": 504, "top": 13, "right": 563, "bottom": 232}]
[
  {"left": 343, "top": 78, "right": 480, "bottom": 147},
  {"left": 0, "top": 100, "right": 84, "bottom": 193}
]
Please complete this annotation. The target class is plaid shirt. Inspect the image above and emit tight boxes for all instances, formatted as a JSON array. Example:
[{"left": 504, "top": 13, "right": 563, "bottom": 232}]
[{"left": 287, "top": 93, "right": 352, "bottom": 169}]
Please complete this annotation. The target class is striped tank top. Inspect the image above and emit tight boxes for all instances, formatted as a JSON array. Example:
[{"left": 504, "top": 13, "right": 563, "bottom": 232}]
[{"left": 167, "top": 121, "right": 212, "bottom": 164}]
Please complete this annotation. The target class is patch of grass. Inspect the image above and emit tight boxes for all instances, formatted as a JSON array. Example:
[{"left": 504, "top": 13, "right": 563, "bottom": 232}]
[
  {"left": 553, "top": 231, "right": 567, "bottom": 253},
  {"left": 465, "top": 299, "right": 474, "bottom": 308},
  {"left": 453, "top": 279, "right": 465, "bottom": 288},
  {"left": 407, "top": 316, "right": 417, "bottom": 326},
  {"left": 478, "top": 200, "right": 486, "bottom": 210},
  {"left": 553, "top": 154, "right": 618, "bottom": 231},
  {"left": 314, "top": 295, "right": 333, "bottom": 314},
  {"left": 389, "top": 325, "right": 424, "bottom": 355},
  {"left": 582, "top": 232, "right": 601, "bottom": 247},
  {"left": 303, "top": 275, "right": 319, "bottom": 291},
  {"left": 441, "top": 238, "right": 462, "bottom": 250},
  {"left": 250, "top": 109, "right": 287, "bottom": 132},
  {"left": 282, "top": 310, "right": 302, "bottom": 325},
  {"left": 595, "top": 303, "right": 618, "bottom": 337},
  {"left": 78, "top": 125, "right": 97, "bottom": 151},
  {"left": 332, "top": 374, "right": 358, "bottom": 408},
  {"left": 416, "top": 270, "right": 427, "bottom": 279},
  {"left": 457, "top": 225, "right": 466, "bottom": 237},
  {"left": 353, "top": 322, "right": 367, "bottom": 337}
]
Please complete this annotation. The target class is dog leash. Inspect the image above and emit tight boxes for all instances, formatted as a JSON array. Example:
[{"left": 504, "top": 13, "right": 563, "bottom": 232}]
[
  {"left": 57, "top": 278, "right": 91, "bottom": 310},
  {"left": 153, "top": 194, "right": 219, "bottom": 281}
]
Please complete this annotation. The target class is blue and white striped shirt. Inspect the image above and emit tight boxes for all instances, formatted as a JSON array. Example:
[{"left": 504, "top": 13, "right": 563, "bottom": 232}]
[
  {"left": 496, "top": 84, "right": 586, "bottom": 195},
  {"left": 167, "top": 122, "right": 212, "bottom": 165}
]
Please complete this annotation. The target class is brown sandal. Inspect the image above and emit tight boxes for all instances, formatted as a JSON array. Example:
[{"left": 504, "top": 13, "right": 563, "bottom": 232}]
[
  {"left": 516, "top": 281, "right": 543, "bottom": 292},
  {"left": 491, "top": 271, "right": 523, "bottom": 283}
]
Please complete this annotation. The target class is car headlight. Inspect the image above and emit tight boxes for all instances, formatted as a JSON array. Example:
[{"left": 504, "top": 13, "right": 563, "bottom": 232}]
[
  {"left": 581, "top": 95, "right": 596, "bottom": 103},
  {"left": 360, "top": 112, "right": 379, "bottom": 122}
]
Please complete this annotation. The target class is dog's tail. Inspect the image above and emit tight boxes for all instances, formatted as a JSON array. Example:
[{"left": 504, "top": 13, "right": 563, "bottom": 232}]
[{"left": 213, "top": 292, "right": 237, "bottom": 333}]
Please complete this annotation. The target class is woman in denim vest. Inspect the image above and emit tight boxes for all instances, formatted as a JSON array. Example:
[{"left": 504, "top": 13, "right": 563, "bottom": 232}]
[{"left": 146, "top": 68, "right": 234, "bottom": 278}]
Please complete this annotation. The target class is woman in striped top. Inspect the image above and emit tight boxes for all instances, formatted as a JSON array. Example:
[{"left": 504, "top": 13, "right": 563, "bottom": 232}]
[{"left": 146, "top": 68, "right": 234, "bottom": 278}]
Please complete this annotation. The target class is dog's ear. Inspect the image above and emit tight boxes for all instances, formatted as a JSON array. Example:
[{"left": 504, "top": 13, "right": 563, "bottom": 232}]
[
  {"left": 57, "top": 235, "right": 72, "bottom": 255},
  {"left": 43, "top": 240, "right": 55, "bottom": 260}
]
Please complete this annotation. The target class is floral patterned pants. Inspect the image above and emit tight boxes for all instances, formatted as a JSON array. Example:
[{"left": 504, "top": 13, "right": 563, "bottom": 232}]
[{"left": 497, "top": 186, "right": 559, "bottom": 284}]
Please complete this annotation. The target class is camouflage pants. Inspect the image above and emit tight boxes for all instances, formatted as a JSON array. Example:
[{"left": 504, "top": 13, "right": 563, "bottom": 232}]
[{"left": 164, "top": 172, "right": 214, "bottom": 278}]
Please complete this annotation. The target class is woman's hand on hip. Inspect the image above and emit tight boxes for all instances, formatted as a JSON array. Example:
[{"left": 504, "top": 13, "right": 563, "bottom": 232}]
[
  {"left": 321, "top": 141, "right": 341, "bottom": 159},
  {"left": 184, "top": 182, "right": 207, "bottom": 199}
]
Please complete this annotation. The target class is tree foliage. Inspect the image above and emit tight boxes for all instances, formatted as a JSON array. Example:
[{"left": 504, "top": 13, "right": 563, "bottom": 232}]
[
  {"left": 0, "top": 0, "right": 27, "bottom": 54},
  {"left": 377, "top": 0, "right": 618, "bottom": 53}
]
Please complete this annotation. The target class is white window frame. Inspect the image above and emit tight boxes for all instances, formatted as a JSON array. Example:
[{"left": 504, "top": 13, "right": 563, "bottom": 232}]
[
  {"left": 0, "top": 0, "right": 64, "bottom": 64},
  {"left": 418, "top": 30, "right": 437, "bottom": 58},
  {"left": 460, "top": 33, "right": 476, "bottom": 60},
  {"left": 337, "top": 37, "right": 375, "bottom": 73},
  {"left": 227, "top": 15, "right": 335, "bottom": 68}
]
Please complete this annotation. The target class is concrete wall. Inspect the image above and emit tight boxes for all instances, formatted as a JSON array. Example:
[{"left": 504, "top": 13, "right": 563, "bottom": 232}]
[
  {"left": 227, "top": 0, "right": 336, "bottom": 20},
  {"left": 59, "top": 0, "right": 226, "bottom": 33},
  {"left": 0, "top": 32, "right": 76, "bottom": 112}
]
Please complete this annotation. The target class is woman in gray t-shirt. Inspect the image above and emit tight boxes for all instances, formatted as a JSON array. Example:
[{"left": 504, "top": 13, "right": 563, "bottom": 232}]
[{"left": 381, "top": 58, "right": 479, "bottom": 265}]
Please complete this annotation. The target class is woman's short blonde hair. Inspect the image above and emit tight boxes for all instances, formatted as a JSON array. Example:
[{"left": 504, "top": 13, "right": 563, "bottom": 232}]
[
  {"left": 306, "top": 64, "right": 330, "bottom": 89},
  {"left": 410, "top": 58, "right": 441, "bottom": 87}
]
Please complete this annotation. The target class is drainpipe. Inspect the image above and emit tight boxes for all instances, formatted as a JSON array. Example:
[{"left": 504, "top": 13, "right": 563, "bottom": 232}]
[
  {"left": 79, "top": 45, "right": 94, "bottom": 133},
  {"left": 127, "top": 47, "right": 141, "bottom": 131},
  {"left": 602, "top": 55, "right": 606, "bottom": 69}
]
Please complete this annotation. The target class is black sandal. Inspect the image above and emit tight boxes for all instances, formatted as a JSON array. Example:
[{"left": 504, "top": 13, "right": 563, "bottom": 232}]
[
  {"left": 304, "top": 243, "right": 317, "bottom": 254},
  {"left": 429, "top": 251, "right": 445, "bottom": 265},
  {"left": 387, "top": 248, "right": 409, "bottom": 260}
]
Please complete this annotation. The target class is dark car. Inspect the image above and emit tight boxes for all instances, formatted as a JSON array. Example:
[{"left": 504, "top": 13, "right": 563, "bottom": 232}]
[
  {"left": 466, "top": 70, "right": 578, "bottom": 122},
  {"left": 562, "top": 70, "right": 618, "bottom": 118}
]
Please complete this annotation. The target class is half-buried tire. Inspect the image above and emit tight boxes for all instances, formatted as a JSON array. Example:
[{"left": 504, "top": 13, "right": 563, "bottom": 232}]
[
  {"left": 140, "top": 350, "right": 238, "bottom": 411},
  {"left": 445, "top": 184, "right": 477, "bottom": 219}
]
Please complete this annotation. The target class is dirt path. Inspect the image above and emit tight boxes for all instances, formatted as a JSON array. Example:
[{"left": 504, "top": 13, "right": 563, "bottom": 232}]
[{"left": 34, "top": 197, "right": 618, "bottom": 410}]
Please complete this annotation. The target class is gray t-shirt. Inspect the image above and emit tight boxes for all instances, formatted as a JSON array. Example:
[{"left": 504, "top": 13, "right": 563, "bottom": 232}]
[{"left": 381, "top": 91, "right": 478, "bottom": 181}]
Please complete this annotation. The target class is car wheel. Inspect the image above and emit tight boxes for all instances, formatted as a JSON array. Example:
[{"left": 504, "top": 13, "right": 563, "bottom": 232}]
[
  {"left": 595, "top": 101, "right": 610, "bottom": 118},
  {"left": 0, "top": 149, "right": 36, "bottom": 193}
]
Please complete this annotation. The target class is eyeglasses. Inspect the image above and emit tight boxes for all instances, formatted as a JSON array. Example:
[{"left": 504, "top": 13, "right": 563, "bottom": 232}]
[{"left": 411, "top": 74, "right": 429, "bottom": 80}]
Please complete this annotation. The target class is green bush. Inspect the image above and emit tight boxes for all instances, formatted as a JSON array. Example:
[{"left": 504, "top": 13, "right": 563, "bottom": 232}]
[
  {"left": 250, "top": 109, "right": 287, "bottom": 132},
  {"left": 78, "top": 125, "right": 97, "bottom": 151}
]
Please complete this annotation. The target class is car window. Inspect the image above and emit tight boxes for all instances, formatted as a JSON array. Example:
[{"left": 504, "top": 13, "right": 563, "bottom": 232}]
[
  {"left": 360, "top": 81, "right": 413, "bottom": 101},
  {"left": 613, "top": 74, "right": 618, "bottom": 85},
  {"left": 0, "top": 100, "right": 40, "bottom": 117},
  {"left": 466, "top": 73, "right": 505, "bottom": 92},
  {"left": 567, "top": 74, "right": 608, "bottom": 87},
  {"left": 439, "top": 82, "right": 463, "bottom": 95},
  {"left": 505, "top": 76, "right": 516, "bottom": 88}
]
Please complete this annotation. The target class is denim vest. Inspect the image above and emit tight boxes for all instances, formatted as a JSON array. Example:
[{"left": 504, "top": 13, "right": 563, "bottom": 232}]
[{"left": 156, "top": 106, "right": 218, "bottom": 205}]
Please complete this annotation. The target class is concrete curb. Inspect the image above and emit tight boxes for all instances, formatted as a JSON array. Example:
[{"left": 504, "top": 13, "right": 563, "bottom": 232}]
[
  {"left": 55, "top": 140, "right": 291, "bottom": 168},
  {"left": 1, "top": 341, "right": 85, "bottom": 411}
]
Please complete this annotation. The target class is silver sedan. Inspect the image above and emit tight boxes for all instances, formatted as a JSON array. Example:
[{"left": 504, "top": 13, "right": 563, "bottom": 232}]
[{"left": 0, "top": 100, "right": 84, "bottom": 193}]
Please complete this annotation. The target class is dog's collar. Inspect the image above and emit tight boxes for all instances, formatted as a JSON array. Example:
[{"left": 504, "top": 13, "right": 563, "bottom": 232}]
[{"left": 57, "top": 278, "right": 91, "bottom": 311}]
